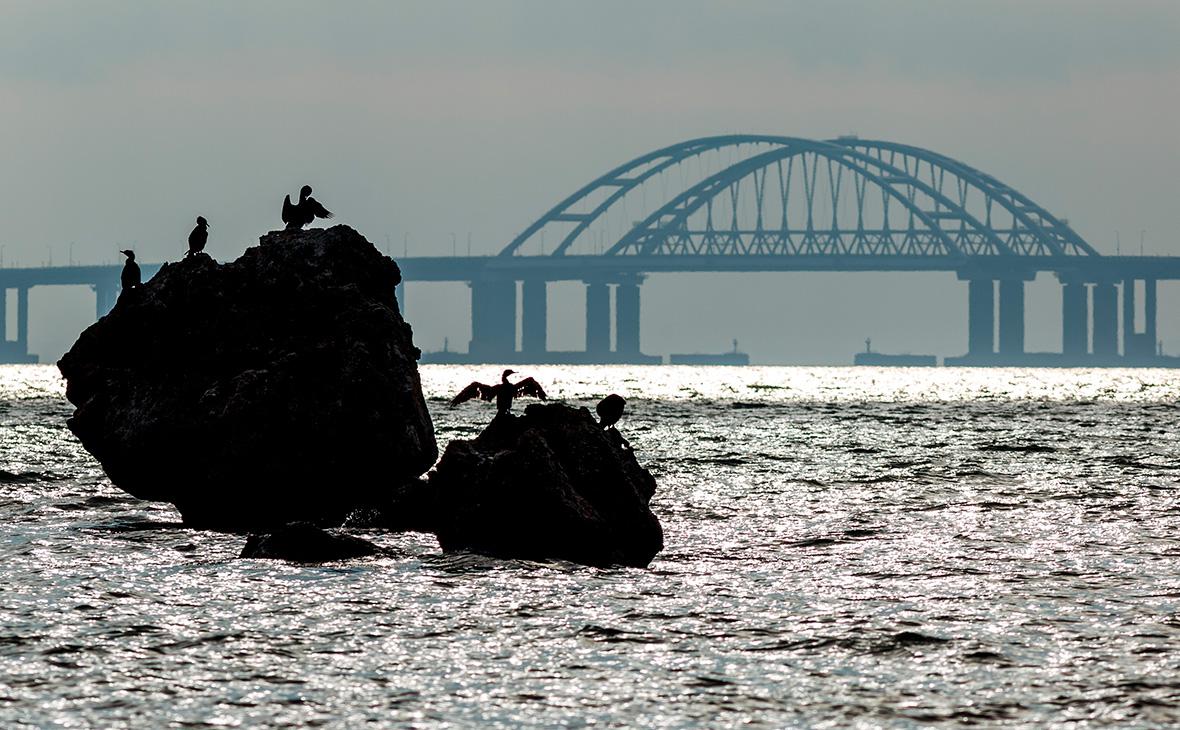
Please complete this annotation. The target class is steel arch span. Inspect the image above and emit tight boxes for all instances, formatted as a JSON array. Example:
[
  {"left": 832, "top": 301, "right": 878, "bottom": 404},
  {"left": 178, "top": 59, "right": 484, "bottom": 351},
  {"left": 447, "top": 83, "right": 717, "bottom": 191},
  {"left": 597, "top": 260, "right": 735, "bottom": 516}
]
[{"left": 499, "top": 135, "right": 1099, "bottom": 260}]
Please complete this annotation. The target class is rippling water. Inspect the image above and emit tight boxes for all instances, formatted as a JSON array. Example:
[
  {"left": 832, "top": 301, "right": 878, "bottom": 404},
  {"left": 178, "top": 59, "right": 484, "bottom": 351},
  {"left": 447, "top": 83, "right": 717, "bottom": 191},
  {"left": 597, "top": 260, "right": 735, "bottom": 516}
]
[{"left": 2, "top": 363, "right": 1179, "bottom": 727}]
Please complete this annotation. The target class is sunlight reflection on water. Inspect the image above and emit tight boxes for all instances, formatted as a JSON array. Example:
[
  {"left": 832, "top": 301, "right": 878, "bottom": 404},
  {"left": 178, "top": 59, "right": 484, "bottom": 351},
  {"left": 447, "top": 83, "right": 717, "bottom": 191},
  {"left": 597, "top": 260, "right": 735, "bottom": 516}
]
[
  {"left": 1, "top": 363, "right": 1179, "bottom": 727},
  {"left": 422, "top": 364, "right": 1180, "bottom": 403}
]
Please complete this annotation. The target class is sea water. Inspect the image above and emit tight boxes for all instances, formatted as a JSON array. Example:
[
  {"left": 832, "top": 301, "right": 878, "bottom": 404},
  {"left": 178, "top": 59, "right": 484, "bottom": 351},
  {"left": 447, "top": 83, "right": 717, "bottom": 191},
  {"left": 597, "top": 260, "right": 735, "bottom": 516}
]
[{"left": 1, "top": 364, "right": 1178, "bottom": 727}]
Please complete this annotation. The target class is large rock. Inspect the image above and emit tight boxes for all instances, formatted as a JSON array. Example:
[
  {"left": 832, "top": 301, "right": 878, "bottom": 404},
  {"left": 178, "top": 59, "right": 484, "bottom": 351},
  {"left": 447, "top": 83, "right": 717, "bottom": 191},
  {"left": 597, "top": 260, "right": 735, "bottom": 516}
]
[
  {"left": 430, "top": 403, "right": 663, "bottom": 567},
  {"left": 58, "top": 226, "right": 436, "bottom": 529}
]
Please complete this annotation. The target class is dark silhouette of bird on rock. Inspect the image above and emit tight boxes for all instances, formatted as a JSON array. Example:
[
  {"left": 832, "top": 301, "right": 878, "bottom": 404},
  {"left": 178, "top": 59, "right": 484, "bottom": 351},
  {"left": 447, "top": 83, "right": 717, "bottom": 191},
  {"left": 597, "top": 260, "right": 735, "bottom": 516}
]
[
  {"left": 596, "top": 394, "right": 626, "bottom": 429},
  {"left": 282, "top": 185, "right": 333, "bottom": 229},
  {"left": 119, "top": 250, "right": 140, "bottom": 298},
  {"left": 187, "top": 216, "right": 209, "bottom": 257},
  {"left": 450, "top": 369, "right": 547, "bottom": 417},
  {"left": 596, "top": 393, "right": 633, "bottom": 451}
]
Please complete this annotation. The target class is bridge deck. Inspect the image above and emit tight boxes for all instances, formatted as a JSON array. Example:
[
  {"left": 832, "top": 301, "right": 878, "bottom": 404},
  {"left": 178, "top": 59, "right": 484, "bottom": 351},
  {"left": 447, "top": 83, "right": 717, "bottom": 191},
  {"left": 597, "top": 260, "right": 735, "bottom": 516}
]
[{"left": 2, "top": 254, "right": 1180, "bottom": 287}]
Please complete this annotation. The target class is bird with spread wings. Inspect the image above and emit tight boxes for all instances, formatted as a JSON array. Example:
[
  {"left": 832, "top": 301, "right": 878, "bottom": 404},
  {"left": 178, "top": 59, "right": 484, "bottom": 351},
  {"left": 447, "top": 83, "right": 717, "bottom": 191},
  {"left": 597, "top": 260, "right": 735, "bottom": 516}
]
[
  {"left": 450, "top": 369, "right": 547, "bottom": 416},
  {"left": 282, "top": 185, "right": 334, "bottom": 230}
]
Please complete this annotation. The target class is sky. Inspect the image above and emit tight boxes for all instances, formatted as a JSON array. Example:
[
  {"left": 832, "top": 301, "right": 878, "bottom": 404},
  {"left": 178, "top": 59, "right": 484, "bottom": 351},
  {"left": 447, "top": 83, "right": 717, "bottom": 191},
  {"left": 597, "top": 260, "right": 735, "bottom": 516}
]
[{"left": 2, "top": 1, "right": 1178, "bottom": 363}]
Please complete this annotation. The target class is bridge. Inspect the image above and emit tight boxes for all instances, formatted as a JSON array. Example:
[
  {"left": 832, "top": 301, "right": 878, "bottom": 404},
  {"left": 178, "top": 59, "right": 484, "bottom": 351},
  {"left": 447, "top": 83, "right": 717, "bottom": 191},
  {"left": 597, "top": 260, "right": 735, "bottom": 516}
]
[{"left": 1, "top": 135, "right": 1175, "bottom": 365}]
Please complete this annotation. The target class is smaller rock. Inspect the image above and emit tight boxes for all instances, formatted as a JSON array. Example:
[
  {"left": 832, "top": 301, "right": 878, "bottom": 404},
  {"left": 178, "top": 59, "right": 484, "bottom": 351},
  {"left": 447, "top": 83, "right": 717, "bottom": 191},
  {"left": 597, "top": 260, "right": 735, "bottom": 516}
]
[
  {"left": 239, "top": 522, "right": 379, "bottom": 562},
  {"left": 430, "top": 403, "right": 663, "bottom": 567}
]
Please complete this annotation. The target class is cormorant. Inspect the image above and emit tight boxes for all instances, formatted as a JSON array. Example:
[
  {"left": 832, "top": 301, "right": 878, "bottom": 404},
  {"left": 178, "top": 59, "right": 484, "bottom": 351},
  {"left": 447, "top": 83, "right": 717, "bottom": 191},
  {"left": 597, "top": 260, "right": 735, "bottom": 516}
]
[
  {"left": 281, "top": 185, "right": 333, "bottom": 229},
  {"left": 119, "top": 249, "right": 141, "bottom": 291},
  {"left": 187, "top": 216, "right": 208, "bottom": 257},
  {"left": 450, "top": 369, "right": 547, "bottom": 416},
  {"left": 596, "top": 394, "right": 626, "bottom": 429}
]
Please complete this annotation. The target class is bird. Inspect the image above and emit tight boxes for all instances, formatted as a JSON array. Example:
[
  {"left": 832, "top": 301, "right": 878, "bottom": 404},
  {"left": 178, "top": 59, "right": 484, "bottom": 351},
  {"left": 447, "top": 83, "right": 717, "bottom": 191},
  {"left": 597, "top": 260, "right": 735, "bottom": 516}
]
[
  {"left": 281, "top": 185, "right": 333, "bottom": 229},
  {"left": 450, "top": 369, "right": 547, "bottom": 416},
  {"left": 187, "top": 216, "right": 209, "bottom": 257},
  {"left": 596, "top": 394, "right": 626, "bottom": 429},
  {"left": 119, "top": 249, "right": 141, "bottom": 291}
]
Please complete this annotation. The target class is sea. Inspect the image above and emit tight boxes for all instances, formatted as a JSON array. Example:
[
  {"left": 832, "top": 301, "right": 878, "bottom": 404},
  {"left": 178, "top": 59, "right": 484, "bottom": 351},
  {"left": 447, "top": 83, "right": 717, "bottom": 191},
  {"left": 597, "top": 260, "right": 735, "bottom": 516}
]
[{"left": 1, "top": 363, "right": 1178, "bottom": 728}]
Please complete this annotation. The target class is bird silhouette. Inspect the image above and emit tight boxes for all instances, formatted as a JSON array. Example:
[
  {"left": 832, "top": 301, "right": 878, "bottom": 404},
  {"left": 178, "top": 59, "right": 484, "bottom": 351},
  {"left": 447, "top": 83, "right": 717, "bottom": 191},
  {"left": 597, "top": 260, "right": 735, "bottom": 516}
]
[
  {"left": 119, "top": 250, "right": 141, "bottom": 291},
  {"left": 450, "top": 369, "right": 547, "bottom": 416},
  {"left": 281, "top": 185, "right": 333, "bottom": 229},
  {"left": 187, "top": 216, "right": 209, "bottom": 257},
  {"left": 596, "top": 394, "right": 626, "bottom": 429}
]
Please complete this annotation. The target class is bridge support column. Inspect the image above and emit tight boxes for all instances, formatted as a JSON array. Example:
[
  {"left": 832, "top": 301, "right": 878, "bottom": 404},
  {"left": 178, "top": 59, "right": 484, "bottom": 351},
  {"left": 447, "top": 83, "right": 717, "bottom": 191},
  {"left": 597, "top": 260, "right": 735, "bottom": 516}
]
[
  {"left": 469, "top": 279, "right": 516, "bottom": 359},
  {"left": 615, "top": 280, "right": 641, "bottom": 354},
  {"left": 16, "top": 286, "right": 28, "bottom": 354},
  {"left": 521, "top": 279, "right": 547, "bottom": 355},
  {"left": 967, "top": 279, "right": 994, "bottom": 356},
  {"left": 1122, "top": 278, "right": 1135, "bottom": 357},
  {"left": 1145, "top": 278, "right": 1158, "bottom": 356},
  {"left": 1092, "top": 282, "right": 1118, "bottom": 358},
  {"left": 998, "top": 280, "right": 1025, "bottom": 356},
  {"left": 1061, "top": 282, "right": 1087, "bottom": 358},
  {"left": 95, "top": 280, "right": 118, "bottom": 319},
  {"left": 1120, "top": 278, "right": 1159, "bottom": 360},
  {"left": 585, "top": 282, "right": 611, "bottom": 355},
  {"left": 0, "top": 286, "right": 35, "bottom": 364}
]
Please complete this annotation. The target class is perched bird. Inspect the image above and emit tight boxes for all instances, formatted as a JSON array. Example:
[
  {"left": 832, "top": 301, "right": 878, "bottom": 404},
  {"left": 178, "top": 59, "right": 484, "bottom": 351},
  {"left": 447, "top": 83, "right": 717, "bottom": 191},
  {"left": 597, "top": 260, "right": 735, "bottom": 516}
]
[
  {"left": 450, "top": 369, "right": 547, "bottom": 416},
  {"left": 187, "top": 216, "right": 209, "bottom": 257},
  {"left": 281, "top": 185, "right": 333, "bottom": 229},
  {"left": 119, "top": 249, "right": 141, "bottom": 291},
  {"left": 596, "top": 394, "right": 626, "bottom": 429}
]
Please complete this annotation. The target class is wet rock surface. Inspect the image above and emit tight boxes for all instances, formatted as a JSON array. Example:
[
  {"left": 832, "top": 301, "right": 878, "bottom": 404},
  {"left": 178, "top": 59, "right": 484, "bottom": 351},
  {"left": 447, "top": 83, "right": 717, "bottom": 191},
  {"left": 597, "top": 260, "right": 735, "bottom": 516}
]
[
  {"left": 58, "top": 225, "right": 436, "bottom": 529},
  {"left": 430, "top": 403, "right": 664, "bottom": 567},
  {"left": 239, "top": 522, "right": 380, "bottom": 562}
]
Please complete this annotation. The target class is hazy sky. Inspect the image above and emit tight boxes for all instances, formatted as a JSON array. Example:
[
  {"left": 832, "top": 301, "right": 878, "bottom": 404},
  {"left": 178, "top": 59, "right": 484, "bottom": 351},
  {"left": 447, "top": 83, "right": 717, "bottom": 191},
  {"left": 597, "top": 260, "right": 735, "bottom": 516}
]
[{"left": 2, "top": 1, "right": 1178, "bottom": 362}]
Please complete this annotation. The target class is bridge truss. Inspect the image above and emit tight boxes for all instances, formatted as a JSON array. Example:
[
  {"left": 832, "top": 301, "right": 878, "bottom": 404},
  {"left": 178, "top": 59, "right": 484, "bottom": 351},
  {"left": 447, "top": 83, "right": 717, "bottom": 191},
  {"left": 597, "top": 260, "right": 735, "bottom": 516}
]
[{"left": 500, "top": 135, "right": 1098, "bottom": 261}]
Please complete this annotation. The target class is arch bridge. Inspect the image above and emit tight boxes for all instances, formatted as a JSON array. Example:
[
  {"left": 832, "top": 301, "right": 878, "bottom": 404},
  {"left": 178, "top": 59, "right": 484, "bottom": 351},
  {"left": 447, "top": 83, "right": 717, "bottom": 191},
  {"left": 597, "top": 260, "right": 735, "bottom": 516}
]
[
  {"left": 464, "top": 135, "right": 1165, "bottom": 364},
  {"left": 1, "top": 136, "right": 1174, "bottom": 365}
]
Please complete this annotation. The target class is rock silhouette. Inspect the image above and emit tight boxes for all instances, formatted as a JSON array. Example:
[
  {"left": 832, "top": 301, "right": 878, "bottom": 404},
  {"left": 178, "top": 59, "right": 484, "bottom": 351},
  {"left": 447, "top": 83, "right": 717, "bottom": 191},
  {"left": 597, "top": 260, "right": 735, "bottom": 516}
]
[
  {"left": 58, "top": 225, "right": 436, "bottom": 529},
  {"left": 240, "top": 522, "right": 379, "bottom": 561},
  {"left": 430, "top": 403, "right": 663, "bottom": 567}
]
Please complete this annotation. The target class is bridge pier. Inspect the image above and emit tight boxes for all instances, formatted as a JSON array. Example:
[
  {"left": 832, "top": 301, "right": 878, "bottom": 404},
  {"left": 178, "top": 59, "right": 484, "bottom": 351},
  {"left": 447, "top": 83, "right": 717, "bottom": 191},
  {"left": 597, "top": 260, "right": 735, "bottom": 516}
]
[
  {"left": 1061, "top": 282, "right": 1088, "bottom": 357},
  {"left": 469, "top": 279, "right": 516, "bottom": 359},
  {"left": 585, "top": 282, "right": 611, "bottom": 355},
  {"left": 1091, "top": 282, "right": 1118, "bottom": 358},
  {"left": 16, "top": 286, "right": 28, "bottom": 354},
  {"left": 0, "top": 286, "right": 35, "bottom": 364},
  {"left": 998, "top": 279, "right": 1025, "bottom": 355},
  {"left": 0, "top": 286, "right": 34, "bottom": 363},
  {"left": 967, "top": 279, "right": 994, "bottom": 356},
  {"left": 521, "top": 279, "right": 547, "bottom": 355},
  {"left": 1146, "top": 278, "right": 1158, "bottom": 355},
  {"left": 1122, "top": 278, "right": 1134, "bottom": 356},
  {"left": 615, "top": 279, "right": 642, "bottom": 354},
  {"left": 94, "top": 279, "right": 118, "bottom": 319},
  {"left": 1120, "top": 277, "right": 1158, "bottom": 359}
]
